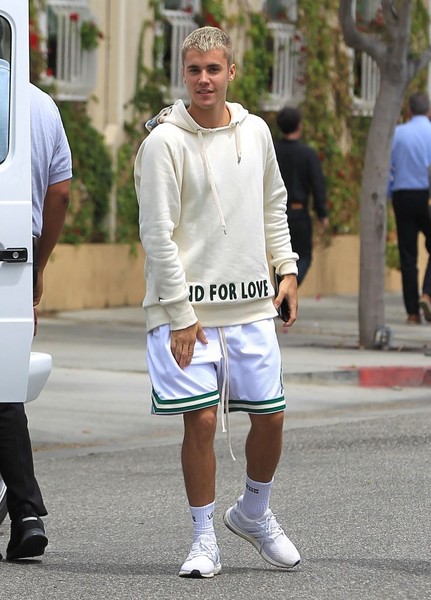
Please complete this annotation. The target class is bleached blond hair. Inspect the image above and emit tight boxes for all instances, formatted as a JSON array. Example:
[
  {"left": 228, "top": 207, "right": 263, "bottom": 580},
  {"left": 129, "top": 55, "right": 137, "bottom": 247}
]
[{"left": 181, "top": 26, "right": 233, "bottom": 65}]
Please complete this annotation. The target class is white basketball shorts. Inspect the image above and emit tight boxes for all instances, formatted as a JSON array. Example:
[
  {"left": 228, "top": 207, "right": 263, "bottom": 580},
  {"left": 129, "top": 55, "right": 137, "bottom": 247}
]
[{"left": 146, "top": 319, "right": 285, "bottom": 415}]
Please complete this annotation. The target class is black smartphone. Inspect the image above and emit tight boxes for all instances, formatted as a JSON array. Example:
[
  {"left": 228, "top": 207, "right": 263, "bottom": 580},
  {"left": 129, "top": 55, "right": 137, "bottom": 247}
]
[{"left": 273, "top": 271, "right": 291, "bottom": 321}]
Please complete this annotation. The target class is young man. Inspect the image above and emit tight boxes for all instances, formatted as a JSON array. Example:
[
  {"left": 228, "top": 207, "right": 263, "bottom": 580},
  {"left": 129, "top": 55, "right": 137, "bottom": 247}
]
[
  {"left": 274, "top": 106, "right": 329, "bottom": 286},
  {"left": 134, "top": 26, "right": 300, "bottom": 578}
]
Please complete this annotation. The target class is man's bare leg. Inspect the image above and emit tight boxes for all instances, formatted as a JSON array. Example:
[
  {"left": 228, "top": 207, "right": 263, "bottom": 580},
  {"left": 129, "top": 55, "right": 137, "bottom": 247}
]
[
  {"left": 246, "top": 411, "right": 284, "bottom": 482},
  {"left": 223, "top": 409, "right": 300, "bottom": 568},
  {"left": 181, "top": 405, "right": 218, "bottom": 506},
  {"left": 179, "top": 405, "right": 221, "bottom": 578}
]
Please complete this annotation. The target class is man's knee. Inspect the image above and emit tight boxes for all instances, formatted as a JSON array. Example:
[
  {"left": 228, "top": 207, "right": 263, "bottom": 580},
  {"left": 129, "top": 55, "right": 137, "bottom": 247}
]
[
  {"left": 183, "top": 407, "right": 218, "bottom": 441},
  {"left": 249, "top": 410, "right": 284, "bottom": 432}
]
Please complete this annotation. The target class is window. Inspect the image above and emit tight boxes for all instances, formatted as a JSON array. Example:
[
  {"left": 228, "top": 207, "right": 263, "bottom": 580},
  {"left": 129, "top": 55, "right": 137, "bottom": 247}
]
[
  {"left": 158, "top": 2, "right": 200, "bottom": 101},
  {"left": 349, "top": 1, "right": 382, "bottom": 115},
  {"left": 39, "top": 0, "right": 99, "bottom": 101},
  {"left": 351, "top": 50, "right": 380, "bottom": 115},
  {"left": 263, "top": 0, "right": 298, "bottom": 22},
  {"left": 164, "top": 0, "right": 200, "bottom": 10},
  {"left": 355, "top": 0, "right": 382, "bottom": 24},
  {"left": 0, "top": 16, "right": 11, "bottom": 163},
  {"left": 262, "top": 23, "right": 305, "bottom": 111}
]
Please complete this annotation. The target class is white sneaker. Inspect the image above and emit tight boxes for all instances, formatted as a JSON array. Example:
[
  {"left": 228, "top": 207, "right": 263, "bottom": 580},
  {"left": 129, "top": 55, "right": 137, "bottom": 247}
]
[
  {"left": 223, "top": 497, "right": 300, "bottom": 569},
  {"left": 179, "top": 534, "right": 221, "bottom": 578}
]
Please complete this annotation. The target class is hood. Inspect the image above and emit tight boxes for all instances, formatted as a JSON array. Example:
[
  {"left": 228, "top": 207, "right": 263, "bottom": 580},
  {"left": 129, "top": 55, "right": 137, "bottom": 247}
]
[
  {"left": 145, "top": 99, "right": 249, "bottom": 134},
  {"left": 145, "top": 100, "right": 249, "bottom": 235}
]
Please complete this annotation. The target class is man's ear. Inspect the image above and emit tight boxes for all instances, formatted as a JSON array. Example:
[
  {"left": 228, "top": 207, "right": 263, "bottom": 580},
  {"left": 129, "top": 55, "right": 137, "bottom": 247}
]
[{"left": 228, "top": 64, "right": 236, "bottom": 81}]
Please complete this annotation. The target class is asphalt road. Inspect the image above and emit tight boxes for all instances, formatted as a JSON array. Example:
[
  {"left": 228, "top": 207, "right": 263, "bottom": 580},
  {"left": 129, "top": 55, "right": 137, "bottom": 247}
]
[{"left": 1, "top": 407, "right": 430, "bottom": 600}]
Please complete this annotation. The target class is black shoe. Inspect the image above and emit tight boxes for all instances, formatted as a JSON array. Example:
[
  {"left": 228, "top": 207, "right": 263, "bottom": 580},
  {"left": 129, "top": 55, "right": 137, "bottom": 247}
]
[{"left": 6, "top": 515, "right": 48, "bottom": 560}]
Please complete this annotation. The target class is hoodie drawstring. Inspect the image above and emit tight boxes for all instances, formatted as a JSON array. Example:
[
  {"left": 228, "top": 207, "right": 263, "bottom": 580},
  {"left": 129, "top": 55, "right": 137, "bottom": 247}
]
[
  {"left": 197, "top": 130, "right": 227, "bottom": 235},
  {"left": 197, "top": 123, "right": 241, "bottom": 234},
  {"left": 218, "top": 327, "right": 236, "bottom": 461},
  {"left": 234, "top": 123, "right": 242, "bottom": 164}
]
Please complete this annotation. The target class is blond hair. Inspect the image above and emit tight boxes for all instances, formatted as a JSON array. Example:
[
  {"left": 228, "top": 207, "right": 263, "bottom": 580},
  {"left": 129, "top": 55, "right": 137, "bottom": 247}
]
[{"left": 181, "top": 26, "right": 233, "bottom": 65}]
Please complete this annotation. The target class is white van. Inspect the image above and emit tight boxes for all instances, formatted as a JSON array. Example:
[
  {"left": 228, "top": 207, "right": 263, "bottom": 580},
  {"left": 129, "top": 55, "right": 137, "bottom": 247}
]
[
  {"left": 0, "top": 0, "right": 51, "bottom": 404},
  {"left": 0, "top": 0, "right": 52, "bottom": 522}
]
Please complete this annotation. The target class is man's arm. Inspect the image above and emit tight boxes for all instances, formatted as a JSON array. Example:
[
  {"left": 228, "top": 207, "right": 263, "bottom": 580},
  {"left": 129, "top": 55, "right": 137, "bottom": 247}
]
[{"left": 33, "top": 178, "right": 70, "bottom": 305}]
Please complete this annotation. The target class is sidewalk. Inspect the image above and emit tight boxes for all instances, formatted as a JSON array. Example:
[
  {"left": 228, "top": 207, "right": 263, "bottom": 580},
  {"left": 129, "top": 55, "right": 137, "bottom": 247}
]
[
  {"left": 48, "top": 292, "right": 431, "bottom": 388},
  {"left": 278, "top": 292, "right": 431, "bottom": 387}
]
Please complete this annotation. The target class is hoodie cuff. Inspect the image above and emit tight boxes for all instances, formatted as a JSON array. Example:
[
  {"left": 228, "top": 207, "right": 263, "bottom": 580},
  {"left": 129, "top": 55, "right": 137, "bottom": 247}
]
[
  {"left": 160, "top": 297, "right": 198, "bottom": 331},
  {"left": 278, "top": 259, "right": 299, "bottom": 277}
]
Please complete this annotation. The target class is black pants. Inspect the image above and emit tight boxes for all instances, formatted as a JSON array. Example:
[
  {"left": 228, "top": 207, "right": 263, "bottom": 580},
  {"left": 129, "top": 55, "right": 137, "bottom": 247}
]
[
  {"left": 0, "top": 237, "right": 47, "bottom": 521},
  {"left": 392, "top": 190, "right": 431, "bottom": 316},
  {"left": 287, "top": 208, "right": 312, "bottom": 286},
  {"left": 0, "top": 403, "right": 47, "bottom": 520}
]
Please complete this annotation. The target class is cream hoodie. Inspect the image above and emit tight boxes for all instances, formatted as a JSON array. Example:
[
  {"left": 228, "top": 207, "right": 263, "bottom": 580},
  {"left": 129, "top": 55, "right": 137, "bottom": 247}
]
[{"left": 134, "top": 100, "right": 298, "bottom": 332}]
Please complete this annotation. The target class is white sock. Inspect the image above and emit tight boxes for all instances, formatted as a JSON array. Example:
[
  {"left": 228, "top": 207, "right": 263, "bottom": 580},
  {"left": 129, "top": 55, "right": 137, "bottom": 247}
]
[
  {"left": 240, "top": 476, "right": 273, "bottom": 520},
  {"left": 190, "top": 502, "right": 216, "bottom": 540}
]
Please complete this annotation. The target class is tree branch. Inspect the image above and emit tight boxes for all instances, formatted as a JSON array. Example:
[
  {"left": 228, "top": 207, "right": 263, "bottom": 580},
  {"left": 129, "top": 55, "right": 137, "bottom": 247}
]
[
  {"left": 409, "top": 46, "right": 431, "bottom": 80},
  {"left": 381, "top": 0, "right": 399, "bottom": 43},
  {"left": 339, "top": 0, "right": 386, "bottom": 64},
  {"left": 384, "top": 0, "right": 412, "bottom": 68}
]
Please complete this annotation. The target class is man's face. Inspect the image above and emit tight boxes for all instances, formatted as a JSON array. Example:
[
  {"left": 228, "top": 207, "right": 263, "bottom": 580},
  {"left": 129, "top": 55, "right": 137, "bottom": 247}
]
[{"left": 182, "top": 48, "right": 235, "bottom": 114}]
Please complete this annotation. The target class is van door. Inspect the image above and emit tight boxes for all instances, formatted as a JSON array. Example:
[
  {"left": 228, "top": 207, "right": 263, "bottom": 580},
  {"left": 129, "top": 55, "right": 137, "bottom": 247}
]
[{"left": 0, "top": 1, "right": 33, "bottom": 402}]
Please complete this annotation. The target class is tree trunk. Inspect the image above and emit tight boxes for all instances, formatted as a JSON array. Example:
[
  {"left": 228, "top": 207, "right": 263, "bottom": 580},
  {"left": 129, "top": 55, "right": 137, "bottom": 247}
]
[{"left": 358, "top": 77, "right": 406, "bottom": 347}]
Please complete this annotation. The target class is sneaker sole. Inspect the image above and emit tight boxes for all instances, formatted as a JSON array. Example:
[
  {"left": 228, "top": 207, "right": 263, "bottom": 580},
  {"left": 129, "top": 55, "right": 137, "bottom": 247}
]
[
  {"left": 223, "top": 508, "right": 300, "bottom": 570},
  {"left": 6, "top": 531, "right": 48, "bottom": 561},
  {"left": 179, "top": 565, "right": 221, "bottom": 578},
  {"left": 419, "top": 300, "right": 431, "bottom": 322}
]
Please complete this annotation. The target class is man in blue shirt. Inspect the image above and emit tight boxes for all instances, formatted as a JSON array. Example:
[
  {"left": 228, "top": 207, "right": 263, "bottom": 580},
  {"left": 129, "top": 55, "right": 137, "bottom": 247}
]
[{"left": 390, "top": 93, "right": 431, "bottom": 324}]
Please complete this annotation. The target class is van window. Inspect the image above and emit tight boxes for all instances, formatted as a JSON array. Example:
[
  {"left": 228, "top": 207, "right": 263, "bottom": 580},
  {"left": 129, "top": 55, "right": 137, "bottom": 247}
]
[{"left": 0, "top": 16, "right": 11, "bottom": 163}]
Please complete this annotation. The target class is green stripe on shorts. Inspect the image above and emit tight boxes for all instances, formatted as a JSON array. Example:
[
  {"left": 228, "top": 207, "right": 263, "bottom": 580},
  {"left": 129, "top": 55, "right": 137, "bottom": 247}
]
[
  {"left": 152, "top": 388, "right": 220, "bottom": 415},
  {"left": 229, "top": 396, "right": 286, "bottom": 414}
]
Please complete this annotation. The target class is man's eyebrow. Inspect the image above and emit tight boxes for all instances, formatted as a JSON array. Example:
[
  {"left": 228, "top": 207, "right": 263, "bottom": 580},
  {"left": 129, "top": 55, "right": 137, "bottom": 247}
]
[{"left": 186, "top": 62, "right": 222, "bottom": 69}]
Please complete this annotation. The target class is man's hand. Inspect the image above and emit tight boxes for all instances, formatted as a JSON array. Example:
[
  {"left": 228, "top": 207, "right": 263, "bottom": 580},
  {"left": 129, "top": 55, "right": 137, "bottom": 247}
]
[
  {"left": 33, "top": 270, "right": 43, "bottom": 307},
  {"left": 273, "top": 274, "right": 298, "bottom": 331},
  {"left": 171, "top": 322, "right": 208, "bottom": 369}
]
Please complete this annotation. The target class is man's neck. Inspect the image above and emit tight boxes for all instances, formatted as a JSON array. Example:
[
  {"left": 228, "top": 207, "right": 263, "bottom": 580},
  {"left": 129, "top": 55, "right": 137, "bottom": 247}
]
[
  {"left": 284, "top": 130, "right": 301, "bottom": 141},
  {"left": 188, "top": 103, "right": 230, "bottom": 128}
]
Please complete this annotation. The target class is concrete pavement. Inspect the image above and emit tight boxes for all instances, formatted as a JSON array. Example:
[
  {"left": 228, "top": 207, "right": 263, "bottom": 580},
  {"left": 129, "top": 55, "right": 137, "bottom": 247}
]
[{"left": 37, "top": 290, "right": 431, "bottom": 380}]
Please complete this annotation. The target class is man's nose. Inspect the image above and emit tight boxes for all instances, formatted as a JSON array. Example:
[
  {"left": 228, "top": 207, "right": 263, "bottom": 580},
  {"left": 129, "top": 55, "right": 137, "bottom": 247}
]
[{"left": 199, "top": 69, "right": 210, "bottom": 82}]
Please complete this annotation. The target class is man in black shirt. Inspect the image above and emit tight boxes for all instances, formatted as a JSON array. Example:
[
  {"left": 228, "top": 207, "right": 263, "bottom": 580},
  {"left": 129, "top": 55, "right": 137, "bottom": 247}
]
[{"left": 274, "top": 107, "right": 329, "bottom": 285}]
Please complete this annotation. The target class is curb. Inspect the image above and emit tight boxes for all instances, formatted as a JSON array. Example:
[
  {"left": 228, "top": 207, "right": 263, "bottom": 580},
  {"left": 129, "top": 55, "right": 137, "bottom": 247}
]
[{"left": 287, "top": 366, "right": 431, "bottom": 387}]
